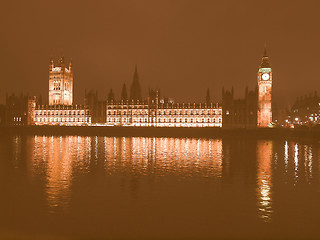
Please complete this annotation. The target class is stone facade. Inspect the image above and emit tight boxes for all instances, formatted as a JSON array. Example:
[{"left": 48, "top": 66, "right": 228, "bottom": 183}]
[
  {"left": 106, "top": 90, "right": 222, "bottom": 127},
  {"left": 257, "top": 47, "right": 273, "bottom": 127},
  {"left": 49, "top": 57, "right": 73, "bottom": 106}
]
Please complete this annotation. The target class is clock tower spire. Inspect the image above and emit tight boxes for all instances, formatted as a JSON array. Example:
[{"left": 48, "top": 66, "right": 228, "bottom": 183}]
[{"left": 257, "top": 45, "right": 272, "bottom": 127}]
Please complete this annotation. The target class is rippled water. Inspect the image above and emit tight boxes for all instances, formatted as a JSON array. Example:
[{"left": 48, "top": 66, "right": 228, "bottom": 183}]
[{"left": 0, "top": 135, "right": 320, "bottom": 239}]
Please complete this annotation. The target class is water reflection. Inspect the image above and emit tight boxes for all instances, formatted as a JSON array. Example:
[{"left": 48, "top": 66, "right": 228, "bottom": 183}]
[
  {"left": 30, "top": 136, "right": 224, "bottom": 211},
  {"left": 103, "top": 137, "right": 223, "bottom": 178},
  {"left": 12, "top": 136, "right": 22, "bottom": 169},
  {"left": 284, "top": 141, "right": 289, "bottom": 173},
  {"left": 294, "top": 143, "right": 299, "bottom": 185},
  {"left": 304, "top": 145, "right": 313, "bottom": 183},
  {"left": 13, "top": 136, "right": 319, "bottom": 226},
  {"left": 31, "top": 136, "right": 91, "bottom": 211},
  {"left": 256, "top": 140, "right": 273, "bottom": 222}
]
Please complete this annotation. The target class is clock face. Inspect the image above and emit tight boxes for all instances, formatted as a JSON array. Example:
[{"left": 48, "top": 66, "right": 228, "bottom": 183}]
[{"left": 262, "top": 73, "right": 270, "bottom": 80}]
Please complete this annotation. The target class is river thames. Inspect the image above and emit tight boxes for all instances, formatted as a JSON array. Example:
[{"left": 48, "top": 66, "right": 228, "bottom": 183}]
[{"left": 0, "top": 135, "right": 319, "bottom": 239}]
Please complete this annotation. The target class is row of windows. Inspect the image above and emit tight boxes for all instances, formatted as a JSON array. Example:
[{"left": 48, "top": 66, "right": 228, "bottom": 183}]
[
  {"left": 36, "top": 110, "right": 88, "bottom": 116},
  {"left": 36, "top": 117, "right": 90, "bottom": 123},
  {"left": 52, "top": 84, "right": 72, "bottom": 91},
  {"left": 13, "top": 117, "right": 22, "bottom": 121},
  {"left": 109, "top": 113, "right": 221, "bottom": 117},
  {"left": 108, "top": 118, "right": 148, "bottom": 123},
  {"left": 108, "top": 118, "right": 222, "bottom": 123},
  {"left": 53, "top": 82, "right": 61, "bottom": 90},
  {"left": 108, "top": 110, "right": 148, "bottom": 115},
  {"left": 108, "top": 110, "right": 222, "bottom": 115}
]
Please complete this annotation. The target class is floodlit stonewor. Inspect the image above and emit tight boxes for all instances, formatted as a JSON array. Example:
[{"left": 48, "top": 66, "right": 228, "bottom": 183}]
[{"left": 25, "top": 49, "right": 272, "bottom": 128}]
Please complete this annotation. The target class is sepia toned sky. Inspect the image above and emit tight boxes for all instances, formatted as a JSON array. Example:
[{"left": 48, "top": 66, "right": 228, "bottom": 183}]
[{"left": 1, "top": 0, "right": 320, "bottom": 107}]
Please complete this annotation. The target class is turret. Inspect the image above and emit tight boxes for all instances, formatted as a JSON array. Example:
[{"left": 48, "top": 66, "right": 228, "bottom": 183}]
[
  {"left": 108, "top": 88, "right": 115, "bottom": 102},
  {"left": 49, "top": 57, "right": 54, "bottom": 72},
  {"left": 121, "top": 83, "right": 128, "bottom": 101},
  {"left": 69, "top": 58, "right": 73, "bottom": 72},
  {"left": 59, "top": 56, "right": 65, "bottom": 72}
]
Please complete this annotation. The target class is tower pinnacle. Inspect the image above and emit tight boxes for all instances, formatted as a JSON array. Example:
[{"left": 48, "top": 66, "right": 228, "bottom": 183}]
[
  {"left": 263, "top": 43, "right": 267, "bottom": 57},
  {"left": 130, "top": 64, "right": 142, "bottom": 101},
  {"left": 260, "top": 44, "right": 271, "bottom": 68}
]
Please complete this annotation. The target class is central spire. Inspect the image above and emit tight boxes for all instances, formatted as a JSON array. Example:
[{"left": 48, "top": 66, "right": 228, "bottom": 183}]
[
  {"left": 134, "top": 64, "right": 138, "bottom": 80},
  {"left": 130, "top": 64, "right": 142, "bottom": 101}
]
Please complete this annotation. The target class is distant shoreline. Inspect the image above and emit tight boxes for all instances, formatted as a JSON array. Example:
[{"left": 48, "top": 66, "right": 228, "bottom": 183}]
[{"left": 0, "top": 126, "right": 319, "bottom": 140}]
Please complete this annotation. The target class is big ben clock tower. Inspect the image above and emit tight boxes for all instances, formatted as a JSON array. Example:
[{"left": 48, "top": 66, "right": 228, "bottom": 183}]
[{"left": 257, "top": 46, "right": 272, "bottom": 127}]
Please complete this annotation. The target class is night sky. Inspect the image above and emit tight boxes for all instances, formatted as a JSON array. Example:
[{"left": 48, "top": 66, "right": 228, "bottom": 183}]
[{"left": 1, "top": 0, "right": 320, "bottom": 107}]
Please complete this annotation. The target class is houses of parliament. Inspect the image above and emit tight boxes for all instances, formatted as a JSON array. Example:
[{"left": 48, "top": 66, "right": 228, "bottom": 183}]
[{"left": 2, "top": 48, "right": 273, "bottom": 128}]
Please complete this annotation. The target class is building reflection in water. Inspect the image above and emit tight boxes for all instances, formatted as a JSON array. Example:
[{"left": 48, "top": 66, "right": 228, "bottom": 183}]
[
  {"left": 12, "top": 136, "right": 22, "bottom": 169},
  {"left": 303, "top": 144, "right": 313, "bottom": 183},
  {"left": 30, "top": 136, "right": 224, "bottom": 211},
  {"left": 103, "top": 137, "right": 223, "bottom": 178},
  {"left": 256, "top": 140, "right": 273, "bottom": 222},
  {"left": 20, "top": 136, "right": 320, "bottom": 223},
  {"left": 31, "top": 136, "right": 91, "bottom": 212},
  {"left": 284, "top": 141, "right": 289, "bottom": 174},
  {"left": 294, "top": 143, "right": 299, "bottom": 185}
]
